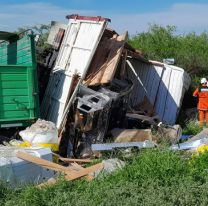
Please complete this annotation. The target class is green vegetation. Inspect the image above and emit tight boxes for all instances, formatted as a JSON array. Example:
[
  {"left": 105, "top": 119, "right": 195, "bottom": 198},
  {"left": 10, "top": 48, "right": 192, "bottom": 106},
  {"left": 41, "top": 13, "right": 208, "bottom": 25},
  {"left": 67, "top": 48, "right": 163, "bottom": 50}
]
[
  {"left": 129, "top": 24, "right": 208, "bottom": 76},
  {"left": 1, "top": 149, "right": 208, "bottom": 205},
  {"left": 182, "top": 119, "right": 203, "bottom": 135}
]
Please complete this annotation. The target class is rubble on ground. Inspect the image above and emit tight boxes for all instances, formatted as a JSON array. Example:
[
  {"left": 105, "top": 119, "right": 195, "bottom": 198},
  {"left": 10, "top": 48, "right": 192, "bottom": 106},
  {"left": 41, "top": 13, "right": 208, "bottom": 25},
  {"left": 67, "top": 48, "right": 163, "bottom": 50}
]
[
  {"left": 92, "top": 158, "right": 126, "bottom": 177},
  {"left": 0, "top": 14, "right": 193, "bottom": 187}
]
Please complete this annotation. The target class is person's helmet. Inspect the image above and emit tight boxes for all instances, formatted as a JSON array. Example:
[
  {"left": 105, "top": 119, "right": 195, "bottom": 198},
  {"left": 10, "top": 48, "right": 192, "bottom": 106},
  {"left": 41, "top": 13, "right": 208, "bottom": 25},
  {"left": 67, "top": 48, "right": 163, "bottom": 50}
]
[{"left": 201, "top": 78, "right": 207, "bottom": 84}]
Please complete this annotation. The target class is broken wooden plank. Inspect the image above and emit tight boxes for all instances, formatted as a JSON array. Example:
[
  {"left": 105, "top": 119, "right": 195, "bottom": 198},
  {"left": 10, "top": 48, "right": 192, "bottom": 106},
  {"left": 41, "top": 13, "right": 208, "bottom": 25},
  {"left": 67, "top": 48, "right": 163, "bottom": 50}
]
[
  {"left": 111, "top": 128, "right": 153, "bottom": 143},
  {"left": 100, "top": 32, "right": 128, "bottom": 84},
  {"left": 84, "top": 32, "right": 128, "bottom": 86},
  {"left": 16, "top": 151, "right": 77, "bottom": 175},
  {"left": 84, "top": 35, "right": 118, "bottom": 85},
  {"left": 84, "top": 39, "right": 112, "bottom": 84},
  {"left": 70, "top": 163, "right": 94, "bottom": 181},
  {"left": 59, "top": 157, "right": 92, "bottom": 163},
  {"left": 37, "top": 163, "right": 94, "bottom": 189},
  {"left": 16, "top": 151, "right": 102, "bottom": 182},
  {"left": 65, "top": 163, "right": 103, "bottom": 181}
]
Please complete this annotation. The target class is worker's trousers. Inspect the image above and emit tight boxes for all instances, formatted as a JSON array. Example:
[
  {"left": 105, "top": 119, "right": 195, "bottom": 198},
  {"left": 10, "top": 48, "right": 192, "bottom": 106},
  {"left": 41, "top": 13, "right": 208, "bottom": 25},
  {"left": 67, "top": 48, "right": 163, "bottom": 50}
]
[{"left": 199, "top": 110, "right": 208, "bottom": 127}]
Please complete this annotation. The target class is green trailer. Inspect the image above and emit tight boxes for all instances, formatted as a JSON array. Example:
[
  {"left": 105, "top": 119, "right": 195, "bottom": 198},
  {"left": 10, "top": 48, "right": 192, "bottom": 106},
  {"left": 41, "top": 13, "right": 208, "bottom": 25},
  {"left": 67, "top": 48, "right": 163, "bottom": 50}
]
[{"left": 0, "top": 33, "right": 39, "bottom": 128}]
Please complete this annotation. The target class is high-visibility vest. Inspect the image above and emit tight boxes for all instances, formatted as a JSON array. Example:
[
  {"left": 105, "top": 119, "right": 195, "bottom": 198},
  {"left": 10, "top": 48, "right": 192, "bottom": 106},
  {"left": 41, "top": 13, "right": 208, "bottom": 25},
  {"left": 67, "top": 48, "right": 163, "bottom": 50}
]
[{"left": 193, "top": 85, "right": 208, "bottom": 110}]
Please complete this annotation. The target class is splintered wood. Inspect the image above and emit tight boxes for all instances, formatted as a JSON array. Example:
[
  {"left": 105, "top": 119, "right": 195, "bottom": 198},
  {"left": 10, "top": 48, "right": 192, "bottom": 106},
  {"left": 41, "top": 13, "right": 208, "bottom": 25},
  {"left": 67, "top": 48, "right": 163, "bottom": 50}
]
[
  {"left": 16, "top": 151, "right": 103, "bottom": 187},
  {"left": 84, "top": 32, "right": 128, "bottom": 86}
]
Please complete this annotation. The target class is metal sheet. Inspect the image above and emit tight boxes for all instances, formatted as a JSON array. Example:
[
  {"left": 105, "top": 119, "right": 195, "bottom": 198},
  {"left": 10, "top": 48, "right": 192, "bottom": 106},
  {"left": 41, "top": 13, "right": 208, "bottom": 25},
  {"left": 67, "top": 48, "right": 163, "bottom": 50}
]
[
  {"left": 91, "top": 140, "right": 155, "bottom": 151},
  {"left": 127, "top": 59, "right": 163, "bottom": 106},
  {"left": 126, "top": 59, "right": 191, "bottom": 125},
  {"left": 171, "top": 138, "right": 208, "bottom": 150},
  {"left": 41, "top": 17, "right": 108, "bottom": 129}
]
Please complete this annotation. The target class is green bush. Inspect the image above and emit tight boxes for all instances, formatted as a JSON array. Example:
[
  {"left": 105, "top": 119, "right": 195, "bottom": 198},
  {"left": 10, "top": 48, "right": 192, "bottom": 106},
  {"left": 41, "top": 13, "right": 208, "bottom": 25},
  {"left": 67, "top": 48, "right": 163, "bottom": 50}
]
[
  {"left": 129, "top": 24, "right": 208, "bottom": 75},
  {"left": 183, "top": 119, "right": 202, "bottom": 135}
]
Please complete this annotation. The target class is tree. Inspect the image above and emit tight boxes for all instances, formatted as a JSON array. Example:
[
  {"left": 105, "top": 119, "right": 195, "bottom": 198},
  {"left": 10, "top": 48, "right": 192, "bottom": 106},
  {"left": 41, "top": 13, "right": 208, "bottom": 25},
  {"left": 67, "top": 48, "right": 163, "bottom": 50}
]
[
  {"left": 128, "top": 24, "right": 208, "bottom": 76},
  {"left": 129, "top": 24, "right": 178, "bottom": 61}
]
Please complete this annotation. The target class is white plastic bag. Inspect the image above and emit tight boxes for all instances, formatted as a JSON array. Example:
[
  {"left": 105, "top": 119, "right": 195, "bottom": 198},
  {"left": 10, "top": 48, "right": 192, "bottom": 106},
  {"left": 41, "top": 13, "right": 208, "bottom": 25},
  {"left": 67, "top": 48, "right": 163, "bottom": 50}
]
[{"left": 19, "top": 119, "right": 58, "bottom": 144}]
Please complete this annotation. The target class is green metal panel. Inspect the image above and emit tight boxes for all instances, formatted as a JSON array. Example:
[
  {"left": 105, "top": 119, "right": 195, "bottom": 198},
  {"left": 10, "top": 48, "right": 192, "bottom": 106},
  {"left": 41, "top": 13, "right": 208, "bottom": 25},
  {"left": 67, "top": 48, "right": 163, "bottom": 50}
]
[
  {"left": 0, "top": 34, "right": 39, "bottom": 127},
  {"left": 0, "top": 35, "right": 34, "bottom": 65}
]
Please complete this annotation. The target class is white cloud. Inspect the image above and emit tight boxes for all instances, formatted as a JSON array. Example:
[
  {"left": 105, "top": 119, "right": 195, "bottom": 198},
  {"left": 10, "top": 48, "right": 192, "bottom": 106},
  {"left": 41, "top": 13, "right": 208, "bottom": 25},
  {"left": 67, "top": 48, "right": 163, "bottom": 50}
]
[
  {"left": 1, "top": 2, "right": 208, "bottom": 35},
  {"left": 109, "top": 3, "right": 208, "bottom": 35},
  {"left": 0, "top": 2, "right": 95, "bottom": 31}
]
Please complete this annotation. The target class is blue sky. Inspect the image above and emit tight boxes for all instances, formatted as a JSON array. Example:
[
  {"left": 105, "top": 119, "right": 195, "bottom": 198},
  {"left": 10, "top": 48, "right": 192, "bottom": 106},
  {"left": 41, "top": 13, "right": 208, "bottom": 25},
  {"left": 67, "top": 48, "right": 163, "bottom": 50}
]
[{"left": 1, "top": 0, "right": 208, "bottom": 35}]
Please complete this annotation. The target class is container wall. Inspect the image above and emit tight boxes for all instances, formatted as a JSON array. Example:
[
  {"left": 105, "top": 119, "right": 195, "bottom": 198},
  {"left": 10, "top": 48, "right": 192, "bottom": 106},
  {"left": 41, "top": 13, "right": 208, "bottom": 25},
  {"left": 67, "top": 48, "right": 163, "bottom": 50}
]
[
  {"left": 41, "top": 18, "right": 108, "bottom": 129},
  {"left": 126, "top": 59, "right": 191, "bottom": 125},
  {"left": 0, "top": 35, "right": 39, "bottom": 127}
]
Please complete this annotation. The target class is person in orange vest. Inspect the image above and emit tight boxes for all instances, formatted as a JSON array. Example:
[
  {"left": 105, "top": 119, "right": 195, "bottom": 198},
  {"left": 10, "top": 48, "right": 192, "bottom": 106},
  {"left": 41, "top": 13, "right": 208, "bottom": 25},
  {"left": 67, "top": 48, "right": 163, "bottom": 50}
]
[{"left": 193, "top": 78, "right": 208, "bottom": 127}]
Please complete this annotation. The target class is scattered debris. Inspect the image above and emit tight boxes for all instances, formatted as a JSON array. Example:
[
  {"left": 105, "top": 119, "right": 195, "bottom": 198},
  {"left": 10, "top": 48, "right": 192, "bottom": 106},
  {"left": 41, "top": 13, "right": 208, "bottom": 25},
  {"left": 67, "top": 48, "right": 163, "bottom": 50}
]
[
  {"left": 16, "top": 151, "right": 103, "bottom": 181},
  {"left": 92, "top": 158, "right": 125, "bottom": 177},
  {"left": 171, "top": 128, "right": 208, "bottom": 150},
  {"left": 111, "top": 128, "right": 153, "bottom": 142},
  {"left": 91, "top": 141, "right": 155, "bottom": 151},
  {"left": 0, "top": 14, "right": 192, "bottom": 187},
  {"left": 19, "top": 119, "right": 59, "bottom": 153},
  {"left": 187, "top": 128, "right": 208, "bottom": 142},
  {"left": 171, "top": 137, "right": 208, "bottom": 151},
  {"left": 156, "top": 124, "right": 182, "bottom": 144}
]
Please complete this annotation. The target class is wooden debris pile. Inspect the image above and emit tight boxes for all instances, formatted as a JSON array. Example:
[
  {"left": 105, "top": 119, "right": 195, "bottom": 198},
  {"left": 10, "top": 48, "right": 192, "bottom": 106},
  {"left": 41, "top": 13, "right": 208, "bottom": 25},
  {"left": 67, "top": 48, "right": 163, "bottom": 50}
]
[{"left": 16, "top": 151, "right": 103, "bottom": 188}]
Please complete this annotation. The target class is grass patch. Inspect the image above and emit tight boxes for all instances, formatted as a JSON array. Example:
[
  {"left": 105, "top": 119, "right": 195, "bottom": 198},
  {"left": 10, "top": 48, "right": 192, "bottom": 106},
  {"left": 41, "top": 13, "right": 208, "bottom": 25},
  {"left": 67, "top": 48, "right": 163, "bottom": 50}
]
[
  {"left": 1, "top": 149, "right": 208, "bottom": 205},
  {"left": 182, "top": 119, "right": 202, "bottom": 135}
]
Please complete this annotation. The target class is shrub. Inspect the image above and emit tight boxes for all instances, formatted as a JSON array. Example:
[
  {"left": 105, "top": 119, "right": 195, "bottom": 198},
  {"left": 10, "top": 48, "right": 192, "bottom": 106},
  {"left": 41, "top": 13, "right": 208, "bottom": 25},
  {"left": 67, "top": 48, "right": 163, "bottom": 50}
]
[
  {"left": 183, "top": 119, "right": 202, "bottom": 135},
  {"left": 129, "top": 24, "right": 208, "bottom": 75}
]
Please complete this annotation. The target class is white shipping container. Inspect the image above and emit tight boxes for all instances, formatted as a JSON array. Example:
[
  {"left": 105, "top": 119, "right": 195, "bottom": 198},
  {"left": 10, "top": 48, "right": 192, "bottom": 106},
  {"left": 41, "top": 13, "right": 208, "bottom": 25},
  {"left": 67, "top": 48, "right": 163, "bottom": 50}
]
[{"left": 126, "top": 59, "right": 191, "bottom": 125}]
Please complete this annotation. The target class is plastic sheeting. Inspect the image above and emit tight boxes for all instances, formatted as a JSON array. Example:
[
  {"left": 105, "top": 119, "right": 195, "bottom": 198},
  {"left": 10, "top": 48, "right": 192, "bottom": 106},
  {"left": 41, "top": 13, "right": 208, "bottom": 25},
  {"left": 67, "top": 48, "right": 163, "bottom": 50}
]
[{"left": 19, "top": 119, "right": 58, "bottom": 144}]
